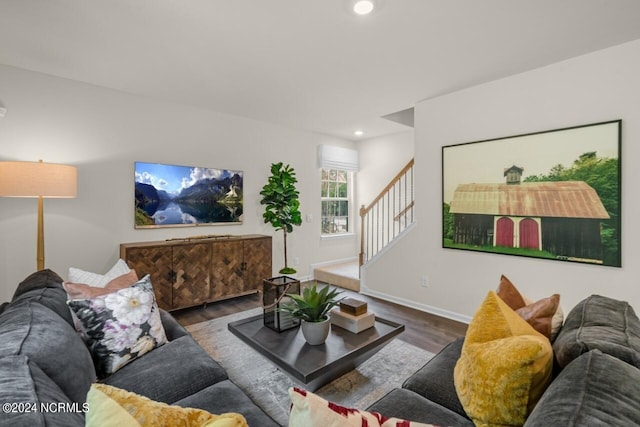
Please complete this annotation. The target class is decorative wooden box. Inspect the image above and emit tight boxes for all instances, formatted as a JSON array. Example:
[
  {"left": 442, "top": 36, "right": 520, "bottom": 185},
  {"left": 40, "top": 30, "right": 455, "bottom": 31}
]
[
  {"left": 330, "top": 309, "right": 375, "bottom": 333},
  {"left": 340, "top": 298, "right": 368, "bottom": 316},
  {"left": 263, "top": 276, "right": 300, "bottom": 332}
]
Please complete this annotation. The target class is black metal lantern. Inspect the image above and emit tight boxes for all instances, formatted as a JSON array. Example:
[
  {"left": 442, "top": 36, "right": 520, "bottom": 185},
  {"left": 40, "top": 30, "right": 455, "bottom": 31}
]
[{"left": 263, "top": 276, "right": 300, "bottom": 332}]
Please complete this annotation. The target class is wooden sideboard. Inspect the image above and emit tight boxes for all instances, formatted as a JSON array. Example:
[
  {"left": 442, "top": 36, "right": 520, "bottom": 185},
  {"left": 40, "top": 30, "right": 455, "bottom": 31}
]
[{"left": 120, "top": 234, "right": 272, "bottom": 311}]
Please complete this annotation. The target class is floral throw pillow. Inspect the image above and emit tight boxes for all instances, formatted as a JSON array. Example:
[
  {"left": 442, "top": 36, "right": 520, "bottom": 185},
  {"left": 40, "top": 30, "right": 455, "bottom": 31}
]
[
  {"left": 288, "top": 387, "right": 439, "bottom": 427},
  {"left": 67, "top": 275, "right": 167, "bottom": 377}
]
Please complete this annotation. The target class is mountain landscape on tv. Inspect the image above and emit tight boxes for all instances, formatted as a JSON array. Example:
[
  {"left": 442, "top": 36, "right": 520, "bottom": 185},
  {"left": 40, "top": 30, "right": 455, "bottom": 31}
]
[{"left": 134, "top": 162, "right": 243, "bottom": 228}]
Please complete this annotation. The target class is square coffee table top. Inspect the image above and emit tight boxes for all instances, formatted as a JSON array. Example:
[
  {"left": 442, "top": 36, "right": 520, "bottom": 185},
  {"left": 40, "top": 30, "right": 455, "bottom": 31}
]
[{"left": 228, "top": 313, "right": 404, "bottom": 391}]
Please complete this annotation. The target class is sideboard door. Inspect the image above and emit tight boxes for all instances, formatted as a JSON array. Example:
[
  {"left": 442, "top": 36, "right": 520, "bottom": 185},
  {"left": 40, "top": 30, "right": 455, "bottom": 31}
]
[
  {"left": 243, "top": 236, "right": 272, "bottom": 293},
  {"left": 210, "top": 240, "right": 244, "bottom": 300},
  {"left": 172, "top": 242, "right": 211, "bottom": 309},
  {"left": 121, "top": 245, "right": 173, "bottom": 311}
]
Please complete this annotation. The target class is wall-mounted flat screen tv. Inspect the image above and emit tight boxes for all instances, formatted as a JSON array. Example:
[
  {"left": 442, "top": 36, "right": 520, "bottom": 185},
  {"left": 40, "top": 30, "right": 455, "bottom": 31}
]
[{"left": 134, "top": 161, "right": 243, "bottom": 228}]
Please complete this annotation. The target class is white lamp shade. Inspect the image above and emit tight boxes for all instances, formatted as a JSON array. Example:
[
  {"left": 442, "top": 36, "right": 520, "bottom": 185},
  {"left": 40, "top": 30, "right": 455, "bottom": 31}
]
[{"left": 0, "top": 161, "right": 77, "bottom": 198}]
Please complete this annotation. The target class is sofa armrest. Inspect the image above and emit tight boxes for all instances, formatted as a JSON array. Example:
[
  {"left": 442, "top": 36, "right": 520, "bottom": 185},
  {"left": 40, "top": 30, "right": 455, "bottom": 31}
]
[
  {"left": 160, "top": 309, "right": 189, "bottom": 341},
  {"left": 402, "top": 337, "right": 468, "bottom": 419}
]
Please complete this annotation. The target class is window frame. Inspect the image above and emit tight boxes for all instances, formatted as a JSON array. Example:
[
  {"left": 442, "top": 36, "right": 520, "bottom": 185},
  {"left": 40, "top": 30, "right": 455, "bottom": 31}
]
[{"left": 320, "top": 168, "right": 354, "bottom": 237}]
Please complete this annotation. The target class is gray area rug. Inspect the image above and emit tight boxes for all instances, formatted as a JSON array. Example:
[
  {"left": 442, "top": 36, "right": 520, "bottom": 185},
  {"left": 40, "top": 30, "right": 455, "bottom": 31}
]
[{"left": 186, "top": 308, "right": 434, "bottom": 426}]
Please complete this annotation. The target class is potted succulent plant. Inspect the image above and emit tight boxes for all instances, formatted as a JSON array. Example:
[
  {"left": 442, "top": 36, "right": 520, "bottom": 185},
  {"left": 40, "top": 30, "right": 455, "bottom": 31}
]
[
  {"left": 278, "top": 283, "right": 343, "bottom": 345},
  {"left": 260, "top": 162, "right": 303, "bottom": 274}
]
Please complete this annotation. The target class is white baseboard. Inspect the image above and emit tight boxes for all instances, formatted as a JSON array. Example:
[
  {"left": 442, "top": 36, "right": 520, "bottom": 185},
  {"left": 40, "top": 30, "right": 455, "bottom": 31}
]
[
  {"left": 310, "top": 256, "right": 359, "bottom": 271},
  {"left": 360, "top": 286, "right": 472, "bottom": 324}
]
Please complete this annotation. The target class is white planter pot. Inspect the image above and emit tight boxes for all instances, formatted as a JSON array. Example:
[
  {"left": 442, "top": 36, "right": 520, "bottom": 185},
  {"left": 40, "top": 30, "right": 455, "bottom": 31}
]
[{"left": 300, "top": 318, "right": 331, "bottom": 345}]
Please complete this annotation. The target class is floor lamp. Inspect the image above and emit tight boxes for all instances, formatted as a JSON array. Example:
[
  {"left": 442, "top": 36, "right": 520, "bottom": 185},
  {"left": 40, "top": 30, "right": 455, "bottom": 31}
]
[{"left": 0, "top": 160, "right": 77, "bottom": 270}]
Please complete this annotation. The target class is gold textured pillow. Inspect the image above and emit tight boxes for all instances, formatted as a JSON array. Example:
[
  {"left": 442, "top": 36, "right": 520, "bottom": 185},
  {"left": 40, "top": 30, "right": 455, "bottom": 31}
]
[
  {"left": 86, "top": 384, "right": 248, "bottom": 427},
  {"left": 454, "top": 291, "right": 553, "bottom": 427}
]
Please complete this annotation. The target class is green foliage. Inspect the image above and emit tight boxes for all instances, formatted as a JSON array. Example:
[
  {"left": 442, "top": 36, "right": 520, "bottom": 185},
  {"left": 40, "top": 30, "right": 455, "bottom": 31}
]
[
  {"left": 135, "top": 208, "right": 154, "bottom": 226},
  {"left": 260, "top": 162, "right": 303, "bottom": 272},
  {"left": 260, "top": 162, "right": 302, "bottom": 232},
  {"left": 524, "top": 151, "right": 620, "bottom": 265},
  {"left": 279, "top": 283, "right": 344, "bottom": 322},
  {"left": 443, "top": 240, "right": 557, "bottom": 259},
  {"left": 443, "top": 203, "right": 454, "bottom": 240}
]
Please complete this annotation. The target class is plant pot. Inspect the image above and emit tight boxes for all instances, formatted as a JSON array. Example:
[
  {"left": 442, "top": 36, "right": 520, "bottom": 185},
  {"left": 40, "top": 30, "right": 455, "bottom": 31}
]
[{"left": 300, "top": 318, "right": 331, "bottom": 345}]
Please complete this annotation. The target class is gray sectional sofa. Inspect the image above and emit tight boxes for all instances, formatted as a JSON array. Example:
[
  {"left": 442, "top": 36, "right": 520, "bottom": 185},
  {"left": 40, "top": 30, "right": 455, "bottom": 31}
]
[
  {"left": 367, "top": 294, "right": 640, "bottom": 426},
  {"left": 0, "top": 269, "right": 278, "bottom": 426},
  {"left": 3, "top": 269, "right": 640, "bottom": 426}
]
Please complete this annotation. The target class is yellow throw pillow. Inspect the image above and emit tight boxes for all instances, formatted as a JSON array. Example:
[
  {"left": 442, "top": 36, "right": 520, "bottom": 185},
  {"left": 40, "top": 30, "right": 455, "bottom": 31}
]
[
  {"left": 86, "top": 383, "right": 248, "bottom": 427},
  {"left": 454, "top": 291, "right": 553, "bottom": 427}
]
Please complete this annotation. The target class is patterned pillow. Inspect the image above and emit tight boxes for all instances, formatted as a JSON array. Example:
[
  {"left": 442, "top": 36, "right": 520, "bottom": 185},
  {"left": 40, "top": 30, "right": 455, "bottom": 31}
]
[
  {"left": 86, "top": 383, "right": 249, "bottom": 427},
  {"left": 67, "top": 275, "right": 167, "bottom": 377},
  {"left": 288, "top": 387, "right": 438, "bottom": 427}
]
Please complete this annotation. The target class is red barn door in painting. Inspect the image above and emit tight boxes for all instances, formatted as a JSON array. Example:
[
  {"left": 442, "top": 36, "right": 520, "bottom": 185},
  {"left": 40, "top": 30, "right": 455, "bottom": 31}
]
[
  {"left": 496, "top": 217, "right": 514, "bottom": 247},
  {"left": 519, "top": 218, "right": 540, "bottom": 250}
]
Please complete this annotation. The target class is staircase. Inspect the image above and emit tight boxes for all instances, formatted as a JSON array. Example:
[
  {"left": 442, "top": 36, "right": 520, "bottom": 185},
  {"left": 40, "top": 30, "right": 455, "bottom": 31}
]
[
  {"left": 313, "top": 159, "right": 416, "bottom": 291},
  {"left": 313, "top": 260, "right": 360, "bottom": 292},
  {"left": 360, "top": 159, "right": 415, "bottom": 265}
]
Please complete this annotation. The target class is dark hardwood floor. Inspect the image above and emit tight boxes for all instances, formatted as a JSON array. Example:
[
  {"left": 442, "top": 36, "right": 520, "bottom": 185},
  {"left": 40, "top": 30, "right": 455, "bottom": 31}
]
[{"left": 172, "top": 284, "right": 468, "bottom": 354}]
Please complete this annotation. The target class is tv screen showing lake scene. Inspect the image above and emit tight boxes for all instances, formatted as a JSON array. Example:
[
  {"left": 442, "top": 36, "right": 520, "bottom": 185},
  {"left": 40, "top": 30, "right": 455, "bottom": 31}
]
[{"left": 134, "top": 161, "right": 243, "bottom": 228}]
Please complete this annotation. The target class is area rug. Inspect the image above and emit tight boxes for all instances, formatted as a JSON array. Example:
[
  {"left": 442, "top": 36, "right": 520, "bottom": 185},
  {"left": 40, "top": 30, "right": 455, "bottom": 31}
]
[{"left": 186, "top": 308, "right": 434, "bottom": 426}]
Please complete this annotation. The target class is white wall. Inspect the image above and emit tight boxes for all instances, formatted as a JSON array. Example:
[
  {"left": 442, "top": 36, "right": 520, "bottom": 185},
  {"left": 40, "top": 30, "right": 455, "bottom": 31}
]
[
  {"left": 0, "top": 65, "right": 358, "bottom": 303},
  {"left": 363, "top": 39, "right": 640, "bottom": 322},
  {"left": 357, "top": 130, "right": 414, "bottom": 207}
]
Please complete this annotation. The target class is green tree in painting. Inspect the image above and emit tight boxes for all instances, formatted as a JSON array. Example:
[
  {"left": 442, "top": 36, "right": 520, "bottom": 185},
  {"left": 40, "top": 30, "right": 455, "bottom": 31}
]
[
  {"left": 443, "top": 203, "right": 454, "bottom": 241},
  {"left": 524, "top": 151, "right": 619, "bottom": 265}
]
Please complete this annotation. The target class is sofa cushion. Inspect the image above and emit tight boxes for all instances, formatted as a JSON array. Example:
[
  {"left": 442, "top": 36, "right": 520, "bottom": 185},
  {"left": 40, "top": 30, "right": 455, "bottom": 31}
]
[
  {"left": 67, "top": 275, "right": 168, "bottom": 377},
  {"left": 174, "top": 379, "right": 280, "bottom": 427},
  {"left": 454, "top": 291, "right": 553, "bottom": 427},
  {"left": 524, "top": 350, "right": 640, "bottom": 426},
  {"left": 553, "top": 294, "right": 640, "bottom": 369},
  {"left": 10, "top": 269, "right": 74, "bottom": 326},
  {"left": 289, "top": 387, "right": 439, "bottom": 427},
  {"left": 402, "top": 337, "right": 467, "bottom": 418},
  {"left": 85, "top": 383, "right": 248, "bottom": 427},
  {"left": 104, "top": 334, "right": 228, "bottom": 404},
  {"left": 0, "top": 355, "right": 85, "bottom": 427},
  {"left": 366, "top": 388, "right": 474, "bottom": 426},
  {"left": 0, "top": 301, "right": 95, "bottom": 404}
]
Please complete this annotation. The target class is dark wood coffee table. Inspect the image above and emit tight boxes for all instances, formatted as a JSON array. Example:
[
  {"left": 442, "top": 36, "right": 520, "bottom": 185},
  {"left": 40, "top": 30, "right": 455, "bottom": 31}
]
[{"left": 228, "top": 313, "right": 404, "bottom": 391}]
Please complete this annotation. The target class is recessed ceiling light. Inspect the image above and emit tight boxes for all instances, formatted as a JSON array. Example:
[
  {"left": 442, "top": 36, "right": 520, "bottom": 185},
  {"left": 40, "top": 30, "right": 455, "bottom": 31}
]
[
  {"left": 354, "top": 130, "right": 364, "bottom": 136},
  {"left": 353, "top": 0, "right": 375, "bottom": 15}
]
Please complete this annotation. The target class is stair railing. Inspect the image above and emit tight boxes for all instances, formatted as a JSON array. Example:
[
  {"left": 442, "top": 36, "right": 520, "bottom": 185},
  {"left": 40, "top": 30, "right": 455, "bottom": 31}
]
[{"left": 359, "top": 159, "right": 415, "bottom": 265}]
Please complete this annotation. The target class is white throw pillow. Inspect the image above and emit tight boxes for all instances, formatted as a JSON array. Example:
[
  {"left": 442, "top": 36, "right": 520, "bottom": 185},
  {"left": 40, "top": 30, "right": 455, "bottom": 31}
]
[{"left": 68, "top": 259, "right": 131, "bottom": 288}]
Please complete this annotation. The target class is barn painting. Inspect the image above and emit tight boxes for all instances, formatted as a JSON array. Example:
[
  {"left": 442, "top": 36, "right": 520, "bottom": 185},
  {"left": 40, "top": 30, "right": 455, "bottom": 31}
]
[{"left": 442, "top": 120, "right": 621, "bottom": 267}]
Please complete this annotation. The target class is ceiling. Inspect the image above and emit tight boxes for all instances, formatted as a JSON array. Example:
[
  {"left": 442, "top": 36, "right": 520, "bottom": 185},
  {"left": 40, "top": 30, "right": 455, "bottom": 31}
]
[{"left": 1, "top": 1, "right": 640, "bottom": 141}]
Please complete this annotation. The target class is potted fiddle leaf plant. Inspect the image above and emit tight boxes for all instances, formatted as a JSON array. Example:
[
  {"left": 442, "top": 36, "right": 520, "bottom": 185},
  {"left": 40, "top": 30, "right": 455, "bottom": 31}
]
[
  {"left": 260, "top": 162, "right": 303, "bottom": 274},
  {"left": 278, "top": 283, "right": 343, "bottom": 345}
]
